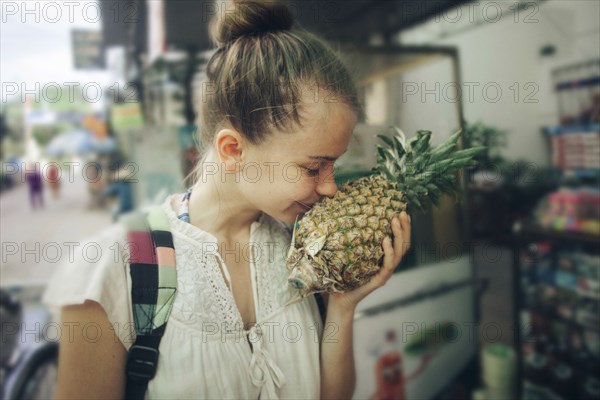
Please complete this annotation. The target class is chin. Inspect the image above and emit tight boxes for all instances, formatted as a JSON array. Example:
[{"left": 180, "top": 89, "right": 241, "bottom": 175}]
[
  {"left": 279, "top": 214, "right": 299, "bottom": 225},
  {"left": 268, "top": 202, "right": 312, "bottom": 225},
  {"left": 275, "top": 209, "right": 304, "bottom": 226}
]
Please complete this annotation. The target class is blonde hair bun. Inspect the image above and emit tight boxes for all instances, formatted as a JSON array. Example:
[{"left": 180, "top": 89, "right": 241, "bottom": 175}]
[{"left": 210, "top": 0, "right": 295, "bottom": 47}]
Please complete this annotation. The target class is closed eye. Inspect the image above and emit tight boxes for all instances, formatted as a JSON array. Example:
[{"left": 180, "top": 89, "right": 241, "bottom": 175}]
[{"left": 304, "top": 167, "right": 320, "bottom": 177}]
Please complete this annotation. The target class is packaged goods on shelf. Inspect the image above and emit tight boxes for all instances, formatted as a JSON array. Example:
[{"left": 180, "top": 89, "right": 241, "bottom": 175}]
[
  {"left": 553, "top": 60, "right": 600, "bottom": 125},
  {"left": 516, "top": 216, "right": 599, "bottom": 400},
  {"left": 546, "top": 127, "right": 600, "bottom": 171},
  {"left": 534, "top": 187, "right": 600, "bottom": 235}
]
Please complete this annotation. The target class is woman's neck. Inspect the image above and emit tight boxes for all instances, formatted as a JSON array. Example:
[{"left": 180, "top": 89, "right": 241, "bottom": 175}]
[{"left": 187, "top": 156, "right": 262, "bottom": 242}]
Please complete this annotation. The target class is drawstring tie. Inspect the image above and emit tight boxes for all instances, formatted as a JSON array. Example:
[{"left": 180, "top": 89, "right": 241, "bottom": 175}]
[
  {"left": 247, "top": 325, "right": 286, "bottom": 399},
  {"left": 179, "top": 187, "right": 292, "bottom": 399}
]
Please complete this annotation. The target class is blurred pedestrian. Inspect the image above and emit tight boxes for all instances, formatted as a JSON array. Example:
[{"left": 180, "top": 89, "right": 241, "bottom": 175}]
[
  {"left": 84, "top": 160, "right": 107, "bottom": 210},
  {"left": 25, "top": 162, "right": 44, "bottom": 210},
  {"left": 100, "top": 166, "right": 134, "bottom": 222},
  {"left": 47, "top": 163, "right": 61, "bottom": 199}
]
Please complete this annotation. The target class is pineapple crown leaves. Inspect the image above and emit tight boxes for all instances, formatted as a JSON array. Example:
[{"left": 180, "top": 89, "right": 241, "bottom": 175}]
[{"left": 373, "top": 127, "right": 486, "bottom": 211}]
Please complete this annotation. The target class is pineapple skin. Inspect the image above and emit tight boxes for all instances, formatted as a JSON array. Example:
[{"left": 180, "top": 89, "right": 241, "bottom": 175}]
[{"left": 287, "top": 175, "right": 406, "bottom": 295}]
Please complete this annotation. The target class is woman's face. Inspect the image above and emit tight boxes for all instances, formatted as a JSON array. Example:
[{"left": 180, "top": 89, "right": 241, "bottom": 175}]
[{"left": 240, "top": 100, "right": 357, "bottom": 225}]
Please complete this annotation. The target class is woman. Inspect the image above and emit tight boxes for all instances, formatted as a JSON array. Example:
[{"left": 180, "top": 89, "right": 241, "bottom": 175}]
[{"left": 43, "top": 1, "right": 411, "bottom": 398}]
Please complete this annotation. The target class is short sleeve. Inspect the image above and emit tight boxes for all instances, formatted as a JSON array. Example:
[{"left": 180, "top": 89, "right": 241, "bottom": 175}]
[{"left": 41, "top": 222, "right": 135, "bottom": 349}]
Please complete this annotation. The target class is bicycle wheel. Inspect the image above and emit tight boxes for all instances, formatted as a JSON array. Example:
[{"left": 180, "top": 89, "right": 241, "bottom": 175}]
[{"left": 4, "top": 341, "right": 58, "bottom": 400}]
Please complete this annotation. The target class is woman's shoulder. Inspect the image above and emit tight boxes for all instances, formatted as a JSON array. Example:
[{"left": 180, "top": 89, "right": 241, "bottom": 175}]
[
  {"left": 42, "top": 220, "right": 136, "bottom": 348},
  {"left": 42, "top": 221, "right": 131, "bottom": 293}
]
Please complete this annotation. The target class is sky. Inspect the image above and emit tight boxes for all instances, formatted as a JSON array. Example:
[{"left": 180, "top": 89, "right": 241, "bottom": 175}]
[{"left": 1, "top": 0, "right": 113, "bottom": 104}]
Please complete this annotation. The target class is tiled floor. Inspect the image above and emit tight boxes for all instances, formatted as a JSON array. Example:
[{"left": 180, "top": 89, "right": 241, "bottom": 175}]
[{"left": 472, "top": 241, "right": 516, "bottom": 347}]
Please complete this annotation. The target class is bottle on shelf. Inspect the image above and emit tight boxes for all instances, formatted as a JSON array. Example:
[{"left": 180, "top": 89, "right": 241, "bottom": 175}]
[
  {"left": 550, "top": 362, "right": 575, "bottom": 400},
  {"left": 581, "top": 376, "right": 600, "bottom": 400}
]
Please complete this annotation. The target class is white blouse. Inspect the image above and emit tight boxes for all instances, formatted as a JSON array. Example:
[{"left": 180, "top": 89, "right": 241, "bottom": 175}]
[{"left": 43, "top": 193, "right": 323, "bottom": 399}]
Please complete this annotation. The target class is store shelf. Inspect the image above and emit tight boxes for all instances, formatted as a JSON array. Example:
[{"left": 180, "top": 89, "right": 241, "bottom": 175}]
[
  {"left": 516, "top": 61, "right": 600, "bottom": 399},
  {"left": 513, "top": 221, "right": 600, "bottom": 399},
  {"left": 543, "top": 124, "right": 600, "bottom": 134},
  {"left": 562, "top": 169, "right": 600, "bottom": 179},
  {"left": 514, "top": 222, "right": 600, "bottom": 247},
  {"left": 524, "top": 304, "right": 600, "bottom": 333}
]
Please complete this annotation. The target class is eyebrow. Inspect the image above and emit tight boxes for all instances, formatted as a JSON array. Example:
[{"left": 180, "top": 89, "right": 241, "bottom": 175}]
[{"left": 307, "top": 149, "right": 347, "bottom": 162}]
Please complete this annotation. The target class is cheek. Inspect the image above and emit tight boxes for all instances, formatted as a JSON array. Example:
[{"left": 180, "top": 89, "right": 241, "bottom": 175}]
[
  {"left": 268, "top": 182, "right": 314, "bottom": 208},
  {"left": 246, "top": 163, "right": 317, "bottom": 202},
  {"left": 286, "top": 178, "right": 316, "bottom": 199},
  {"left": 270, "top": 168, "right": 315, "bottom": 196}
]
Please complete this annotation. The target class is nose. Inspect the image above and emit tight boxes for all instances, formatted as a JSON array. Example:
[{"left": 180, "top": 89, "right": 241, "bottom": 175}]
[{"left": 315, "top": 172, "right": 338, "bottom": 198}]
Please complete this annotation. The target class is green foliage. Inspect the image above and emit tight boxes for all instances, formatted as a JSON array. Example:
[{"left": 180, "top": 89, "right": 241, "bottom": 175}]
[
  {"left": 462, "top": 121, "right": 508, "bottom": 166},
  {"left": 31, "top": 86, "right": 93, "bottom": 113},
  {"left": 32, "top": 123, "right": 73, "bottom": 147},
  {"left": 2, "top": 102, "right": 24, "bottom": 140},
  {"left": 0, "top": 113, "right": 9, "bottom": 143},
  {"left": 374, "top": 127, "right": 486, "bottom": 212}
]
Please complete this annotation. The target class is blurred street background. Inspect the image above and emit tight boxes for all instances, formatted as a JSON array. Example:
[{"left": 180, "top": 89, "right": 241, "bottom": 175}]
[
  {"left": 1, "top": 1, "right": 599, "bottom": 399},
  {"left": 0, "top": 164, "right": 111, "bottom": 285}
]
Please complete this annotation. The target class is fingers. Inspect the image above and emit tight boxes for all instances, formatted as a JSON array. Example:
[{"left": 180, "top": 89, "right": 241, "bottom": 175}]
[
  {"left": 382, "top": 236, "right": 394, "bottom": 268},
  {"left": 391, "top": 211, "right": 411, "bottom": 260},
  {"left": 371, "top": 237, "right": 395, "bottom": 288},
  {"left": 400, "top": 211, "right": 411, "bottom": 254},
  {"left": 373, "top": 211, "right": 412, "bottom": 289}
]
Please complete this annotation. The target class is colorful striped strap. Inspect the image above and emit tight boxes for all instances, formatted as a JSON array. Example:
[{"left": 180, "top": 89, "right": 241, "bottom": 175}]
[{"left": 121, "top": 206, "right": 178, "bottom": 399}]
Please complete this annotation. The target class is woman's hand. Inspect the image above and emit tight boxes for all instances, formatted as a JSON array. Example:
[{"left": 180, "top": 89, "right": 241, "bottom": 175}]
[
  {"left": 318, "top": 212, "right": 410, "bottom": 400},
  {"left": 328, "top": 211, "right": 412, "bottom": 314}
]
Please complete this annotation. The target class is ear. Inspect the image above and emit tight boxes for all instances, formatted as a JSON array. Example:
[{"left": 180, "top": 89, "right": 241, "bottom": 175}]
[{"left": 215, "top": 128, "right": 245, "bottom": 172}]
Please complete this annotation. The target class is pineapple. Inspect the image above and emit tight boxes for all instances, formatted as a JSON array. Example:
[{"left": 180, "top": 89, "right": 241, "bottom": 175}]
[{"left": 286, "top": 128, "right": 484, "bottom": 296}]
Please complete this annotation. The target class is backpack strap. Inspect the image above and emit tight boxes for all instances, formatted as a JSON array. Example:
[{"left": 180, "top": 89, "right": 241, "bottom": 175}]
[{"left": 120, "top": 206, "right": 177, "bottom": 400}]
